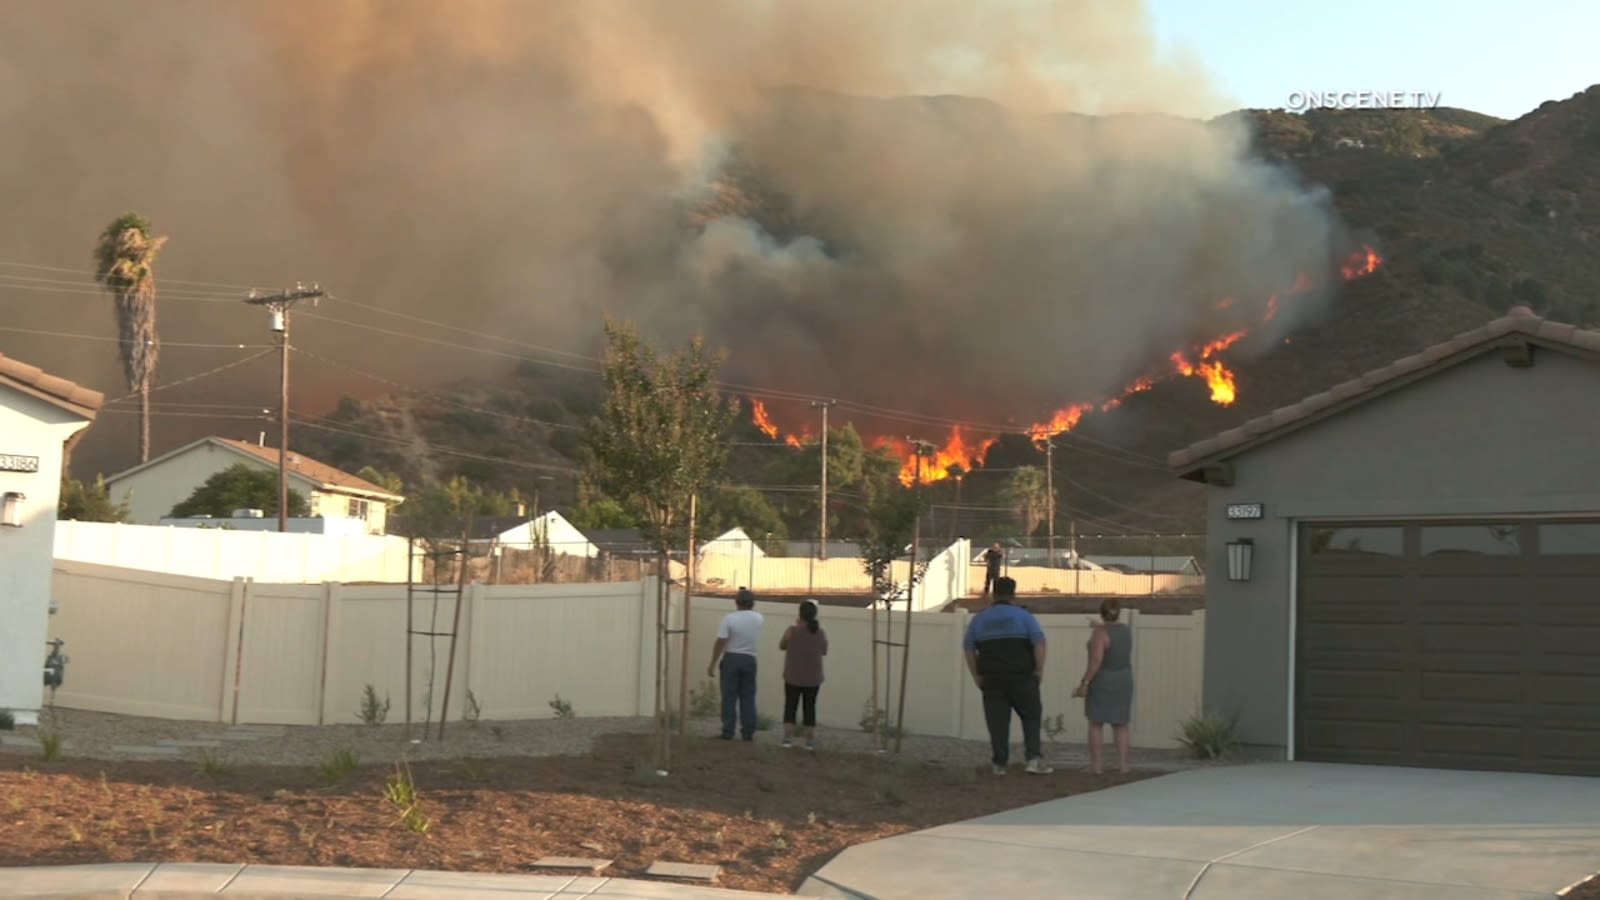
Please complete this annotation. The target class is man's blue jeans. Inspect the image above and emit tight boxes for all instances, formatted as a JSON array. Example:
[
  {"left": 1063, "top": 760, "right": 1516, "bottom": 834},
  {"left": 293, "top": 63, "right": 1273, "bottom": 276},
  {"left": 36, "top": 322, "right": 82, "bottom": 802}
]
[{"left": 719, "top": 652, "right": 758, "bottom": 739}]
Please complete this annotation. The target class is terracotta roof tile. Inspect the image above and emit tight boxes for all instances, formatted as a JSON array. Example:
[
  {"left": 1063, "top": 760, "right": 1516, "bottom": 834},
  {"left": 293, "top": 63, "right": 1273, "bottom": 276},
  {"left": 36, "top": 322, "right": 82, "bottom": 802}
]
[
  {"left": 212, "top": 438, "right": 403, "bottom": 499},
  {"left": 0, "top": 353, "right": 104, "bottom": 419},
  {"left": 1168, "top": 309, "right": 1600, "bottom": 474}
]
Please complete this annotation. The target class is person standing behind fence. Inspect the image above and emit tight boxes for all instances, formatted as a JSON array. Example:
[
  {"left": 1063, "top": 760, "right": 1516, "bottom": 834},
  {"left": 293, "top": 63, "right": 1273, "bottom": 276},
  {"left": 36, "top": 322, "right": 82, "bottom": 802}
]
[
  {"left": 708, "top": 587, "right": 764, "bottom": 741},
  {"left": 1072, "top": 598, "right": 1133, "bottom": 774},
  {"left": 779, "top": 599, "right": 828, "bottom": 750},
  {"left": 963, "top": 576, "right": 1053, "bottom": 775},
  {"left": 982, "top": 542, "right": 1005, "bottom": 596}
]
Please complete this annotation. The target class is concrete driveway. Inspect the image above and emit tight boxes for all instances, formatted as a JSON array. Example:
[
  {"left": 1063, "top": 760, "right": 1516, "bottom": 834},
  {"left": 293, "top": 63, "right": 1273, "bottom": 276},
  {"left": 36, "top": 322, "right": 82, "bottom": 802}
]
[{"left": 801, "top": 763, "right": 1600, "bottom": 899}]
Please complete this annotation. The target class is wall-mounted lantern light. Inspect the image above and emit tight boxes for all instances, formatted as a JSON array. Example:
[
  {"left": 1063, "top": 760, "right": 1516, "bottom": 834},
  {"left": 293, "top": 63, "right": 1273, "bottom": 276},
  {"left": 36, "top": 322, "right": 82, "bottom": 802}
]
[
  {"left": 1226, "top": 537, "right": 1254, "bottom": 582},
  {"left": 1, "top": 492, "right": 24, "bottom": 527}
]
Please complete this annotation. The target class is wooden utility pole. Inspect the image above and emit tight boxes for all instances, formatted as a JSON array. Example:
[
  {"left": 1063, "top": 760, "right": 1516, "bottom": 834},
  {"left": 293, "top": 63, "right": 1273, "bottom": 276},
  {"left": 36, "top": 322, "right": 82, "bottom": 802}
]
[
  {"left": 244, "top": 285, "right": 324, "bottom": 532},
  {"left": 811, "top": 400, "right": 837, "bottom": 559},
  {"left": 1042, "top": 435, "right": 1056, "bottom": 568}
]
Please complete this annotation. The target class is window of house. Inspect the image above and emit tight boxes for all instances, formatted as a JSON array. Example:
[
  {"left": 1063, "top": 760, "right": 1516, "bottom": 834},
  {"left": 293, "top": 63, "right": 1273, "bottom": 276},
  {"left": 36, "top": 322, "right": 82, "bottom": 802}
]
[
  {"left": 1419, "top": 523, "right": 1521, "bottom": 556},
  {"left": 1307, "top": 525, "right": 1404, "bottom": 557},
  {"left": 1538, "top": 522, "right": 1600, "bottom": 555},
  {"left": 347, "top": 497, "right": 369, "bottom": 520}
]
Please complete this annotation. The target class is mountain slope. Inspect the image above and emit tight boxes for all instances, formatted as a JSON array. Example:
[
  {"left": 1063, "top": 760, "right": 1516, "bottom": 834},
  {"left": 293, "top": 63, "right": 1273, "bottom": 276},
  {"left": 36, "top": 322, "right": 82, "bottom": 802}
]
[{"left": 294, "top": 86, "right": 1600, "bottom": 538}]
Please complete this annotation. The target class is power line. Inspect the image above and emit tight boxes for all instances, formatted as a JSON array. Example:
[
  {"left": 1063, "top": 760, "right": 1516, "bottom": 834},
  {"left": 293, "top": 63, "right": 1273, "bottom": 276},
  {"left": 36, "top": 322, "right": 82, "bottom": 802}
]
[
  {"left": 0, "top": 259, "right": 261, "bottom": 291},
  {"left": 289, "top": 413, "right": 579, "bottom": 475},
  {"left": 0, "top": 325, "right": 266, "bottom": 349},
  {"left": 104, "top": 348, "right": 278, "bottom": 406},
  {"left": 289, "top": 347, "right": 584, "bottom": 432},
  {"left": 0, "top": 253, "right": 1186, "bottom": 467}
]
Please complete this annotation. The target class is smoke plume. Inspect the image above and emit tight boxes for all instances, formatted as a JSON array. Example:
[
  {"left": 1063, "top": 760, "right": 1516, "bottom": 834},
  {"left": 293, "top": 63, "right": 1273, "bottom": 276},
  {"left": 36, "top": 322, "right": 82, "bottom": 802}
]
[{"left": 0, "top": 0, "right": 1347, "bottom": 467}]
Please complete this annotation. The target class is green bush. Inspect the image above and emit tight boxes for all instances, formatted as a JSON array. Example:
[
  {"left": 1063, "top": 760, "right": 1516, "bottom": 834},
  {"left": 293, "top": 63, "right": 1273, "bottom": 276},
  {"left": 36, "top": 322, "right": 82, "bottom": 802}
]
[{"left": 1177, "top": 713, "right": 1240, "bottom": 760}]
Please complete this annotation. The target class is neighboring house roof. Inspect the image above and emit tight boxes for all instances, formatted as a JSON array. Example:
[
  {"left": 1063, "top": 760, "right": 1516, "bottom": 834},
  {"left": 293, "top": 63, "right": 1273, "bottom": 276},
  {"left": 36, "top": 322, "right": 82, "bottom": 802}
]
[
  {"left": 1170, "top": 307, "right": 1600, "bottom": 483},
  {"left": 0, "top": 352, "right": 104, "bottom": 420},
  {"left": 106, "top": 436, "right": 404, "bottom": 501}
]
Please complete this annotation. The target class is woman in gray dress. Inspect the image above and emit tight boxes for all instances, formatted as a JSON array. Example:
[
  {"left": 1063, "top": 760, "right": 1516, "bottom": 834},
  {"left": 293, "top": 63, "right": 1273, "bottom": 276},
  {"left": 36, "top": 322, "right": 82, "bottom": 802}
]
[{"left": 1072, "top": 598, "right": 1133, "bottom": 774}]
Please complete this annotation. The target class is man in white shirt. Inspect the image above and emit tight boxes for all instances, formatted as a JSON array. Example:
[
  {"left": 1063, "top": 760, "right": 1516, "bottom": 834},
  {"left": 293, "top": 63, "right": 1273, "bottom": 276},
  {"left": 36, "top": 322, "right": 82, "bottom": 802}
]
[{"left": 707, "top": 587, "right": 764, "bottom": 741}]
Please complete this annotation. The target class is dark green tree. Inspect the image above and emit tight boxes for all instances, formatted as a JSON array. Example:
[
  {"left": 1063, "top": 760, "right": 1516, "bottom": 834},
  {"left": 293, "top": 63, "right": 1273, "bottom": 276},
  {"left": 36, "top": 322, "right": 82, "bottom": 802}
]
[
  {"left": 582, "top": 318, "right": 738, "bottom": 760},
  {"left": 169, "top": 464, "right": 309, "bottom": 518},
  {"left": 700, "top": 485, "right": 788, "bottom": 552},
  {"left": 58, "top": 475, "right": 130, "bottom": 523},
  {"left": 583, "top": 319, "right": 738, "bottom": 555}
]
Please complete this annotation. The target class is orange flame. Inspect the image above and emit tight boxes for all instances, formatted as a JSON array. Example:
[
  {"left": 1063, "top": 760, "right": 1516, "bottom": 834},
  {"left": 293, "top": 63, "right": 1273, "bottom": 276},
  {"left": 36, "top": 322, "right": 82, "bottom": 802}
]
[
  {"left": 745, "top": 245, "right": 1383, "bottom": 485},
  {"left": 750, "top": 398, "right": 779, "bottom": 439},
  {"left": 876, "top": 429, "right": 999, "bottom": 487}
]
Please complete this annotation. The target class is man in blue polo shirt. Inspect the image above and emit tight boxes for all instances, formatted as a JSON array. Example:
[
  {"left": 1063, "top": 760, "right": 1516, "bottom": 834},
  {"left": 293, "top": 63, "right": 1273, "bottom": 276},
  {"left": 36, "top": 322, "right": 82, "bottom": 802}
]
[{"left": 963, "top": 576, "right": 1053, "bottom": 775}]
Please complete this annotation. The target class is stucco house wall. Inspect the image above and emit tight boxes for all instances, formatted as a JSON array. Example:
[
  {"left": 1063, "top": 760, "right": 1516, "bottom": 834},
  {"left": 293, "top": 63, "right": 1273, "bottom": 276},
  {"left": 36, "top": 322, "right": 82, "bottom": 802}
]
[
  {"left": 0, "top": 390, "right": 95, "bottom": 724},
  {"left": 1195, "top": 348, "right": 1600, "bottom": 753}
]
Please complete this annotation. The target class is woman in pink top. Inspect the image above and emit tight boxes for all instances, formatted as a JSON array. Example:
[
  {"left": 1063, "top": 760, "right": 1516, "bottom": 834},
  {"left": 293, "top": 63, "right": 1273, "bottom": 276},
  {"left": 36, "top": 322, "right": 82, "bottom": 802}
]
[{"left": 779, "top": 599, "right": 828, "bottom": 750}]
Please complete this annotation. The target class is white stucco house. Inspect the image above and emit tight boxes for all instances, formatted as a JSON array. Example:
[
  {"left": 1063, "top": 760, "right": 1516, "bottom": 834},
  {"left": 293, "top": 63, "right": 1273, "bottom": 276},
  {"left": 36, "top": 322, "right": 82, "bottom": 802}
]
[
  {"left": 0, "top": 352, "right": 102, "bottom": 725},
  {"left": 104, "top": 436, "right": 404, "bottom": 534},
  {"left": 702, "top": 527, "right": 766, "bottom": 558},
  {"left": 491, "top": 510, "right": 598, "bottom": 557}
]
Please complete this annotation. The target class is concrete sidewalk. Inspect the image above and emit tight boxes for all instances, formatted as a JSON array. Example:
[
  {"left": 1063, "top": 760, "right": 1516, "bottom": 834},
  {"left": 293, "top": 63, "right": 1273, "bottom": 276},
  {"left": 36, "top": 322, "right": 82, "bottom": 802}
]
[
  {"left": 803, "top": 762, "right": 1600, "bottom": 899},
  {"left": 0, "top": 863, "right": 826, "bottom": 899}
]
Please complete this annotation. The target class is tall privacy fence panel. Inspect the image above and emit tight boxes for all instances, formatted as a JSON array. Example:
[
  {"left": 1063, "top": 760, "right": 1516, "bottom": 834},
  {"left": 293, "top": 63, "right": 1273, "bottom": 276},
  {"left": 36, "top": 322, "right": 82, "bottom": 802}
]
[{"left": 47, "top": 560, "right": 1205, "bottom": 748}]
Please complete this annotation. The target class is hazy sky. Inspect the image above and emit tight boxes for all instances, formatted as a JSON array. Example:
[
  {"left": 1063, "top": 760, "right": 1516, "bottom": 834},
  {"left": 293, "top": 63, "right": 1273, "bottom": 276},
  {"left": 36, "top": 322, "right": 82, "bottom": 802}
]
[{"left": 1148, "top": 0, "right": 1592, "bottom": 119}]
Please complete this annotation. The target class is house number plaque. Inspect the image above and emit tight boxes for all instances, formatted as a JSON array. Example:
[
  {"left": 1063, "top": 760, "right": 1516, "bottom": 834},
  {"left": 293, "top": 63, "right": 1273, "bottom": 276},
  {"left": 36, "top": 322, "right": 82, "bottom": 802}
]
[
  {"left": 1225, "top": 502, "right": 1264, "bottom": 520},
  {"left": 0, "top": 454, "right": 40, "bottom": 473}
]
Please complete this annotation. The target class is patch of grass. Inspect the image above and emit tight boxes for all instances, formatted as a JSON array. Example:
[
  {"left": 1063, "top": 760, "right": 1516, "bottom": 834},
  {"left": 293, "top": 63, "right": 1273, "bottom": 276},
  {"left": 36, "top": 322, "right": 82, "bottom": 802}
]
[
  {"left": 456, "top": 758, "right": 489, "bottom": 782},
  {"left": 358, "top": 684, "right": 391, "bottom": 726},
  {"left": 688, "top": 680, "right": 719, "bottom": 718},
  {"left": 383, "top": 760, "right": 431, "bottom": 835},
  {"left": 196, "top": 749, "right": 233, "bottom": 777},
  {"left": 548, "top": 694, "right": 575, "bottom": 719},
  {"left": 38, "top": 730, "right": 62, "bottom": 761},
  {"left": 319, "top": 747, "right": 360, "bottom": 784},
  {"left": 754, "top": 714, "right": 776, "bottom": 732},
  {"left": 1177, "top": 712, "right": 1240, "bottom": 760}
]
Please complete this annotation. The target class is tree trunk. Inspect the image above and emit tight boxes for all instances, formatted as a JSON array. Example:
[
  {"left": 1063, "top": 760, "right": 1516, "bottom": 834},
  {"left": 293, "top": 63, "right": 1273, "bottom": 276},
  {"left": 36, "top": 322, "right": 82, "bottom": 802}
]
[{"left": 139, "top": 385, "right": 151, "bottom": 462}]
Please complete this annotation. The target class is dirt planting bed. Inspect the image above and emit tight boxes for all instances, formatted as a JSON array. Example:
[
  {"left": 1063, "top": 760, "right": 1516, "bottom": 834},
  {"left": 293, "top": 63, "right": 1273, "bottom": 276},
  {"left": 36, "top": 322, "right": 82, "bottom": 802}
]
[{"left": 0, "top": 729, "right": 1153, "bottom": 894}]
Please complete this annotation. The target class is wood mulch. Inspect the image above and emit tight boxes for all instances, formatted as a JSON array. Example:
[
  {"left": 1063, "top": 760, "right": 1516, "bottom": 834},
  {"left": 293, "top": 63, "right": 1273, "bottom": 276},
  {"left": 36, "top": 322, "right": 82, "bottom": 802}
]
[{"left": 0, "top": 731, "right": 1150, "bottom": 894}]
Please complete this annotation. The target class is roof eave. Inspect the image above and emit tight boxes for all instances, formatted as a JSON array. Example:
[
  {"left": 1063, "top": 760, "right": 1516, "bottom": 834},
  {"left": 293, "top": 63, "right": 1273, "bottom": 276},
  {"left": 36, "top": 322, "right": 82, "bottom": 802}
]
[{"left": 1169, "top": 330, "right": 1600, "bottom": 481}]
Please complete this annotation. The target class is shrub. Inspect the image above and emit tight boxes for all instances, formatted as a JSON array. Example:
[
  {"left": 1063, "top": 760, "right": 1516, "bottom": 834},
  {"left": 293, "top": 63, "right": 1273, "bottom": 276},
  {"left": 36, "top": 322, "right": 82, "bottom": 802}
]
[
  {"left": 319, "top": 748, "right": 360, "bottom": 784},
  {"left": 358, "top": 685, "right": 391, "bottom": 726},
  {"left": 549, "top": 694, "right": 575, "bottom": 719},
  {"left": 1177, "top": 712, "right": 1240, "bottom": 760},
  {"left": 0, "top": 709, "right": 14, "bottom": 731},
  {"left": 688, "top": 681, "right": 719, "bottom": 718}
]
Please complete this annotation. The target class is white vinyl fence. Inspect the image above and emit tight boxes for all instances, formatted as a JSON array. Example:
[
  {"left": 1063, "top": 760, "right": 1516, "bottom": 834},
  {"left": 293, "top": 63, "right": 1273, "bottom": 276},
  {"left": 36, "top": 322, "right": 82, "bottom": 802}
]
[
  {"left": 682, "top": 539, "right": 971, "bottom": 609},
  {"left": 47, "top": 560, "right": 1205, "bottom": 748},
  {"left": 55, "top": 520, "right": 418, "bottom": 584}
]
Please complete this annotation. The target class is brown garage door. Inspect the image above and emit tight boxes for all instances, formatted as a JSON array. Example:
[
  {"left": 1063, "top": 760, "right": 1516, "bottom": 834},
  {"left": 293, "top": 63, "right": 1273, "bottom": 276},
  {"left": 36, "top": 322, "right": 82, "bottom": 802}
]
[{"left": 1297, "top": 520, "right": 1600, "bottom": 775}]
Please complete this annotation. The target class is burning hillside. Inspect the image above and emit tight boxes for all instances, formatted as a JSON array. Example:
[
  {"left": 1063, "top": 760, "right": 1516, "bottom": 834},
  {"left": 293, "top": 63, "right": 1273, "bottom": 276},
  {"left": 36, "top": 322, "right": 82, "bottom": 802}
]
[{"left": 748, "top": 244, "right": 1383, "bottom": 485}]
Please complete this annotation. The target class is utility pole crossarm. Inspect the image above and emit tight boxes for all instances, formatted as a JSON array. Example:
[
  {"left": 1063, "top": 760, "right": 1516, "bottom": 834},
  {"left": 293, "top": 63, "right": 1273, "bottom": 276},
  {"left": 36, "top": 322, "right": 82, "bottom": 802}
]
[{"left": 243, "top": 284, "right": 325, "bottom": 533}]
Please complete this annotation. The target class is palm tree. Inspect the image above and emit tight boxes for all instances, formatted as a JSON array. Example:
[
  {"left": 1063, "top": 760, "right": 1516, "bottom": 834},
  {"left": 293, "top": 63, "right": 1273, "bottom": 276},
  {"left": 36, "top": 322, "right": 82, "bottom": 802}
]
[
  {"left": 945, "top": 463, "right": 966, "bottom": 540},
  {"left": 1002, "top": 465, "right": 1049, "bottom": 539},
  {"left": 93, "top": 213, "right": 168, "bottom": 462}
]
